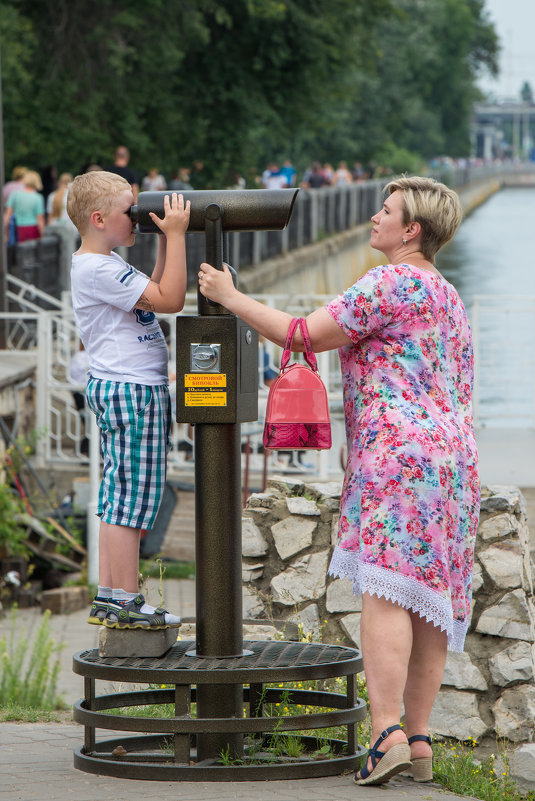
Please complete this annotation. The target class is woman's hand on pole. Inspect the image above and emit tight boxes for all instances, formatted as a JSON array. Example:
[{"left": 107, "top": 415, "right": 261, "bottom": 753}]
[{"left": 198, "top": 262, "right": 237, "bottom": 307}]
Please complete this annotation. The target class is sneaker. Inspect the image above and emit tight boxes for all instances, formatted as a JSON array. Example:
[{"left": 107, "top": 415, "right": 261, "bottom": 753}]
[
  {"left": 88, "top": 597, "right": 109, "bottom": 625},
  {"left": 104, "top": 594, "right": 181, "bottom": 630}
]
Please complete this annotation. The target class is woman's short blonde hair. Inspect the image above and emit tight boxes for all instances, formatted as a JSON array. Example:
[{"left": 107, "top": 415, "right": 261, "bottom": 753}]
[
  {"left": 23, "top": 170, "right": 43, "bottom": 191},
  {"left": 384, "top": 175, "right": 463, "bottom": 260},
  {"left": 66, "top": 170, "right": 130, "bottom": 234}
]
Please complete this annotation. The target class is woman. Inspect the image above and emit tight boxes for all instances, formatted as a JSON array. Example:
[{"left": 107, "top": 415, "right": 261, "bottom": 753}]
[
  {"left": 198, "top": 176, "right": 480, "bottom": 786},
  {"left": 4, "top": 170, "right": 45, "bottom": 242},
  {"left": 47, "top": 172, "right": 74, "bottom": 225}
]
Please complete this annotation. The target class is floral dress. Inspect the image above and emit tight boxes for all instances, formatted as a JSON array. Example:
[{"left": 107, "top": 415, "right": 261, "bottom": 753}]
[{"left": 326, "top": 264, "right": 480, "bottom": 652}]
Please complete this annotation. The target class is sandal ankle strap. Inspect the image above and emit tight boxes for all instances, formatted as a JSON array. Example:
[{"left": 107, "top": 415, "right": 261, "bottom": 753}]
[{"left": 408, "top": 734, "right": 432, "bottom": 745}]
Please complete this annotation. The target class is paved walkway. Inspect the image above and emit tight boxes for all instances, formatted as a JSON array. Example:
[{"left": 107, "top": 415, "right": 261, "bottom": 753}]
[{"left": 0, "top": 579, "right": 474, "bottom": 801}]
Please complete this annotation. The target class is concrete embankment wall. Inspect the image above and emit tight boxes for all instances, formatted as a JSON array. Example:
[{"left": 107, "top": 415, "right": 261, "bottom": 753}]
[{"left": 239, "top": 176, "right": 502, "bottom": 297}]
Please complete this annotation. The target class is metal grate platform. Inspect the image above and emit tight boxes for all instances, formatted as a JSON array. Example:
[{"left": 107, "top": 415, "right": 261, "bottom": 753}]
[{"left": 73, "top": 639, "right": 367, "bottom": 781}]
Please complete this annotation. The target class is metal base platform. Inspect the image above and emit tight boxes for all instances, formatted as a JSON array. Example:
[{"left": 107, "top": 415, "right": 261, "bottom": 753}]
[{"left": 73, "top": 639, "right": 366, "bottom": 781}]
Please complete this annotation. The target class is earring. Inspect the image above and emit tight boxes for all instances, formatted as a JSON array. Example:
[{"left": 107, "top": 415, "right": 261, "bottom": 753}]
[{"left": 402, "top": 238, "right": 407, "bottom": 245}]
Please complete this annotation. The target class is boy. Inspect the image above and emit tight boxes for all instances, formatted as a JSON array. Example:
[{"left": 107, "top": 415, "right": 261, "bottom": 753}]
[{"left": 67, "top": 171, "right": 190, "bottom": 628}]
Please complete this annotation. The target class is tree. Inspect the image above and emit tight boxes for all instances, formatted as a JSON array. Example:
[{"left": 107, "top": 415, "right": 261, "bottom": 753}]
[{"left": 0, "top": 0, "right": 498, "bottom": 182}]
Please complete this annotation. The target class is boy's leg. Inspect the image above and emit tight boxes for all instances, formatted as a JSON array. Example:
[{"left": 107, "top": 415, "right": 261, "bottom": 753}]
[{"left": 99, "top": 520, "right": 140, "bottom": 592}]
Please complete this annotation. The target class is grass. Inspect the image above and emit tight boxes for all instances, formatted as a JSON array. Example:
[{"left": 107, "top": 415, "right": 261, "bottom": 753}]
[
  {"left": 433, "top": 740, "right": 535, "bottom": 801},
  {"left": 139, "top": 558, "right": 195, "bottom": 581},
  {"left": 0, "top": 608, "right": 67, "bottom": 714}
]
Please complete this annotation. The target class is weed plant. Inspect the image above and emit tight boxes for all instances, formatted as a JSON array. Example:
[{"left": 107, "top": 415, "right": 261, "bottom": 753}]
[{"left": 0, "top": 608, "right": 65, "bottom": 714}]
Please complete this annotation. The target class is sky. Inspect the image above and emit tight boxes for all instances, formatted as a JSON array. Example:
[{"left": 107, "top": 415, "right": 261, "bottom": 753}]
[{"left": 478, "top": 0, "right": 535, "bottom": 100}]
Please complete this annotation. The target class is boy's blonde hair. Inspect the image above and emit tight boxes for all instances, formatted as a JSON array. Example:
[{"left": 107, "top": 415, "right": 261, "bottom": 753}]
[
  {"left": 23, "top": 170, "right": 43, "bottom": 191},
  {"left": 67, "top": 170, "right": 131, "bottom": 235},
  {"left": 384, "top": 175, "right": 463, "bottom": 260}
]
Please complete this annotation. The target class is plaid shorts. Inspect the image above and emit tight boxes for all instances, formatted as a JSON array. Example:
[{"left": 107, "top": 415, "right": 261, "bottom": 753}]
[{"left": 86, "top": 378, "right": 171, "bottom": 530}]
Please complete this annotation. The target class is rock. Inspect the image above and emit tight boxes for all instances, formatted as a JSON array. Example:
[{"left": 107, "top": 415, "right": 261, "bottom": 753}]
[
  {"left": 242, "top": 562, "right": 264, "bottom": 582},
  {"left": 270, "top": 550, "right": 330, "bottom": 605},
  {"left": 442, "top": 652, "right": 488, "bottom": 691},
  {"left": 242, "top": 518, "right": 268, "bottom": 557},
  {"left": 286, "top": 497, "right": 320, "bottom": 516},
  {"left": 242, "top": 585, "right": 265, "bottom": 619},
  {"left": 267, "top": 477, "right": 305, "bottom": 494},
  {"left": 481, "top": 486, "right": 523, "bottom": 514},
  {"left": 493, "top": 685, "right": 535, "bottom": 742},
  {"left": 478, "top": 543, "right": 523, "bottom": 589},
  {"left": 326, "top": 578, "right": 361, "bottom": 613},
  {"left": 98, "top": 626, "right": 179, "bottom": 657},
  {"left": 472, "top": 562, "right": 483, "bottom": 593},
  {"left": 246, "top": 492, "right": 278, "bottom": 508},
  {"left": 339, "top": 612, "right": 361, "bottom": 647},
  {"left": 242, "top": 623, "right": 281, "bottom": 641},
  {"left": 429, "top": 690, "right": 488, "bottom": 741},
  {"left": 305, "top": 481, "right": 342, "bottom": 500},
  {"left": 475, "top": 589, "right": 535, "bottom": 641},
  {"left": 478, "top": 513, "right": 518, "bottom": 541},
  {"left": 510, "top": 744, "right": 535, "bottom": 791},
  {"left": 271, "top": 516, "right": 318, "bottom": 561},
  {"left": 287, "top": 603, "right": 321, "bottom": 638},
  {"left": 488, "top": 641, "right": 534, "bottom": 686}
]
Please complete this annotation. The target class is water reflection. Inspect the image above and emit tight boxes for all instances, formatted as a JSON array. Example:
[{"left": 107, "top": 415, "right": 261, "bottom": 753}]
[
  {"left": 438, "top": 187, "right": 535, "bottom": 308},
  {"left": 438, "top": 187, "right": 535, "bottom": 426}
]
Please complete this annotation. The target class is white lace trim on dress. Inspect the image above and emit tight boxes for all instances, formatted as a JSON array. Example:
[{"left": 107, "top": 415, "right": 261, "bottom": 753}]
[{"left": 328, "top": 546, "right": 468, "bottom": 653}]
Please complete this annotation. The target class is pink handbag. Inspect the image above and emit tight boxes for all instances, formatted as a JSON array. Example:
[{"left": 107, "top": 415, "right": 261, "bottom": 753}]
[{"left": 263, "top": 318, "right": 332, "bottom": 450}]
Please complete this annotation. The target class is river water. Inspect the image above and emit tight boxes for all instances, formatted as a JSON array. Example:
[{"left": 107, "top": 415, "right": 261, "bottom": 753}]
[{"left": 438, "top": 187, "right": 535, "bottom": 427}]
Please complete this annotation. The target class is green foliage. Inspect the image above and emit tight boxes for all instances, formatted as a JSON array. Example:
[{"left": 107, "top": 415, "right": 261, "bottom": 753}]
[
  {"left": 0, "top": 481, "right": 30, "bottom": 558},
  {"left": 0, "top": 608, "right": 65, "bottom": 712},
  {"left": 0, "top": 0, "right": 498, "bottom": 181},
  {"left": 433, "top": 741, "right": 535, "bottom": 801}
]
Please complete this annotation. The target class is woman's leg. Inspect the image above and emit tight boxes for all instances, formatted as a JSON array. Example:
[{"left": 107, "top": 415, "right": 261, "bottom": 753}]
[
  {"left": 358, "top": 592, "right": 412, "bottom": 772},
  {"left": 403, "top": 613, "right": 447, "bottom": 759}
]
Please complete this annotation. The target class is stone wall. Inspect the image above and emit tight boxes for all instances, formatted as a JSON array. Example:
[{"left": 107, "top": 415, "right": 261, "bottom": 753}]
[{"left": 242, "top": 478, "right": 535, "bottom": 746}]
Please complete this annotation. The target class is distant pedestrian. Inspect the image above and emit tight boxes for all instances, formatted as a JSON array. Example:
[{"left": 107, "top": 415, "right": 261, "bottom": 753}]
[
  {"left": 4, "top": 170, "right": 45, "bottom": 242},
  {"left": 141, "top": 168, "right": 167, "bottom": 192},
  {"left": 280, "top": 159, "right": 297, "bottom": 188},
  {"left": 301, "top": 162, "right": 326, "bottom": 189},
  {"left": 3, "top": 166, "right": 27, "bottom": 204},
  {"left": 261, "top": 163, "right": 288, "bottom": 189},
  {"left": 169, "top": 168, "right": 193, "bottom": 191},
  {"left": 332, "top": 161, "right": 353, "bottom": 185},
  {"left": 105, "top": 146, "right": 140, "bottom": 200}
]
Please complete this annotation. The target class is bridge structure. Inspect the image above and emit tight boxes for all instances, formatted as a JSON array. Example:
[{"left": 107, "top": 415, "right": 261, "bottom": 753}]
[{"left": 472, "top": 101, "right": 535, "bottom": 161}]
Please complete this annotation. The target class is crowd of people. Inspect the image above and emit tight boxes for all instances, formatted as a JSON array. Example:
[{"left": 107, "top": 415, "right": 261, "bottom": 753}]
[{"left": 3, "top": 148, "right": 394, "bottom": 246}]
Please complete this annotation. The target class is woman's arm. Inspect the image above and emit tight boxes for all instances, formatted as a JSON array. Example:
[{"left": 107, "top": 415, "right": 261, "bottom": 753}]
[
  {"left": 198, "top": 262, "right": 352, "bottom": 352},
  {"left": 36, "top": 213, "right": 45, "bottom": 237}
]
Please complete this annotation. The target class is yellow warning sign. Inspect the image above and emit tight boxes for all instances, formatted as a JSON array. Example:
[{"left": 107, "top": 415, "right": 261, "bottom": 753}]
[
  {"left": 185, "top": 373, "right": 226, "bottom": 388},
  {"left": 185, "top": 391, "right": 227, "bottom": 407}
]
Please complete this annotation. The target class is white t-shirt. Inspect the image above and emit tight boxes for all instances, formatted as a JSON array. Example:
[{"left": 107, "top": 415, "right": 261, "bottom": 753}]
[{"left": 71, "top": 251, "right": 168, "bottom": 385}]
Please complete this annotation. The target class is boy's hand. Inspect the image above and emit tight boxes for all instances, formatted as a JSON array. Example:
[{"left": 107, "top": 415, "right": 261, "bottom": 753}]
[
  {"left": 149, "top": 193, "right": 190, "bottom": 237},
  {"left": 198, "top": 262, "right": 237, "bottom": 307}
]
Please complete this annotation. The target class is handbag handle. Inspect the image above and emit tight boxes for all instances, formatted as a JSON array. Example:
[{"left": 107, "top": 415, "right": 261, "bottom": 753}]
[{"left": 280, "top": 317, "right": 318, "bottom": 371}]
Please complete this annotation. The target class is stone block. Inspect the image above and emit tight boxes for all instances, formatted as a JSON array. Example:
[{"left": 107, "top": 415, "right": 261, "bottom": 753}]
[
  {"left": 478, "top": 513, "right": 518, "bottom": 541},
  {"left": 475, "top": 589, "right": 534, "bottom": 641},
  {"left": 271, "top": 516, "right": 317, "bottom": 560},
  {"left": 493, "top": 685, "right": 535, "bottom": 742},
  {"left": 287, "top": 603, "right": 321, "bottom": 638},
  {"left": 339, "top": 612, "right": 361, "bottom": 647},
  {"left": 242, "top": 518, "right": 268, "bottom": 557},
  {"left": 442, "top": 651, "right": 487, "bottom": 691},
  {"left": 270, "top": 550, "right": 329, "bottom": 605},
  {"left": 510, "top": 744, "right": 535, "bottom": 791},
  {"left": 326, "top": 578, "right": 361, "bottom": 613},
  {"left": 430, "top": 689, "right": 488, "bottom": 741},
  {"left": 489, "top": 641, "right": 534, "bottom": 686},
  {"left": 286, "top": 497, "right": 320, "bottom": 516},
  {"left": 478, "top": 544, "right": 523, "bottom": 589},
  {"left": 41, "top": 586, "right": 88, "bottom": 615},
  {"left": 98, "top": 625, "right": 179, "bottom": 657}
]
